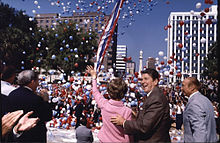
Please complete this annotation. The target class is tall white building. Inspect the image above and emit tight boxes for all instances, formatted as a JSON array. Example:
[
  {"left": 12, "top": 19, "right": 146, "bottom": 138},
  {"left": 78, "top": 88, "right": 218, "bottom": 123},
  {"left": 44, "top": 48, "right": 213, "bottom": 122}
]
[
  {"left": 116, "top": 45, "right": 127, "bottom": 75},
  {"left": 167, "top": 5, "right": 217, "bottom": 82}
]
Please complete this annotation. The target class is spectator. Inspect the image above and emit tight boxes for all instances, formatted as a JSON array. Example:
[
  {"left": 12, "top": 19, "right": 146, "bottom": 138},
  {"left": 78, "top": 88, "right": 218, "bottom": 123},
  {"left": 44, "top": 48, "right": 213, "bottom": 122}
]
[
  {"left": 75, "top": 99, "right": 84, "bottom": 129},
  {"left": 6, "top": 70, "right": 52, "bottom": 142},
  {"left": 1, "top": 110, "right": 39, "bottom": 137},
  {"left": 1, "top": 65, "right": 17, "bottom": 115},
  {"left": 175, "top": 101, "right": 183, "bottom": 130},
  {"left": 181, "top": 77, "right": 218, "bottom": 142},
  {"left": 75, "top": 115, "right": 93, "bottom": 143},
  {"left": 111, "top": 68, "right": 171, "bottom": 142},
  {"left": 86, "top": 65, "right": 133, "bottom": 142}
]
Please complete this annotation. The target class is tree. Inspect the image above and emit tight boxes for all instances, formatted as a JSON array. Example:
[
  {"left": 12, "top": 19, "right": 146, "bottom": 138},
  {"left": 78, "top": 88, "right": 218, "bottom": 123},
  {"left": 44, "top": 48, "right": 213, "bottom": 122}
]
[
  {"left": 0, "top": 2, "right": 38, "bottom": 71},
  {"left": 203, "top": 42, "right": 218, "bottom": 79},
  {"left": 28, "top": 21, "right": 98, "bottom": 80}
]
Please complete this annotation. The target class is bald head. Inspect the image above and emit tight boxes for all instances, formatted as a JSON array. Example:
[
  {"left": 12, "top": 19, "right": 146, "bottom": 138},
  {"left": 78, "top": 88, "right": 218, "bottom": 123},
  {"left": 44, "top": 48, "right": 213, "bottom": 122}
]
[
  {"left": 186, "top": 77, "right": 201, "bottom": 90},
  {"left": 181, "top": 77, "right": 201, "bottom": 97}
]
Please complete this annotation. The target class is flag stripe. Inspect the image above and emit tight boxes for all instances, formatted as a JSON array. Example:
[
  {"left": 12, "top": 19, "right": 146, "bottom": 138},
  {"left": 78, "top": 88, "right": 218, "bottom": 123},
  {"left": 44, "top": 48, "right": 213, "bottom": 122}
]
[{"left": 95, "top": 0, "right": 124, "bottom": 72}]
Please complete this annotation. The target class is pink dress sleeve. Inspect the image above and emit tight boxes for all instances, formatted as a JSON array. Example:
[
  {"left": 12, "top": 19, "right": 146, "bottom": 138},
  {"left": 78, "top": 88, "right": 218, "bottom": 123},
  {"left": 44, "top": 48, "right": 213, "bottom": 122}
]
[{"left": 92, "top": 80, "right": 108, "bottom": 109}]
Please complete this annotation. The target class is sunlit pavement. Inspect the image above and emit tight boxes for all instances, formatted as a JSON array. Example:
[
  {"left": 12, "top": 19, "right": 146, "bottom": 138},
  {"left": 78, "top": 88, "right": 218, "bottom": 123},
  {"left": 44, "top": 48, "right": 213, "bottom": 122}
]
[{"left": 47, "top": 123, "right": 184, "bottom": 143}]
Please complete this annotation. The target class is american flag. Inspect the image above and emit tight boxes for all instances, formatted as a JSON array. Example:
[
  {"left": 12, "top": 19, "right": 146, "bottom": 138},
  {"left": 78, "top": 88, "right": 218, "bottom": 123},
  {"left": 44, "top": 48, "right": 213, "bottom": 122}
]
[{"left": 95, "top": 0, "right": 124, "bottom": 72}]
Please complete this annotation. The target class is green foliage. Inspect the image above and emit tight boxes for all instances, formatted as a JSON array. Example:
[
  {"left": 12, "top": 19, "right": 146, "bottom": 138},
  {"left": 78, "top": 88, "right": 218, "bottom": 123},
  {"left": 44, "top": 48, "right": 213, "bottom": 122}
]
[
  {"left": 203, "top": 42, "right": 218, "bottom": 79},
  {"left": 32, "top": 22, "right": 98, "bottom": 77},
  {"left": 0, "top": 2, "right": 98, "bottom": 77}
]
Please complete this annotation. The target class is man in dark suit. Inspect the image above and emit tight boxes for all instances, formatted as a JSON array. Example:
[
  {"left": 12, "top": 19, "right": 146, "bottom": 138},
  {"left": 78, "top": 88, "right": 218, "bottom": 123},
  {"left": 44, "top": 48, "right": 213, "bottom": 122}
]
[
  {"left": 111, "top": 68, "right": 171, "bottom": 142},
  {"left": 6, "top": 70, "right": 52, "bottom": 142},
  {"left": 75, "top": 99, "right": 84, "bottom": 129}
]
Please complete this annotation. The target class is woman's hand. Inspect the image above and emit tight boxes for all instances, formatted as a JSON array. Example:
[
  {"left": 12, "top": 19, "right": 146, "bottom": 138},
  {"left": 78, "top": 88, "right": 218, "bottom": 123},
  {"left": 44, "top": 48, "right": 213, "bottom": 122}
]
[{"left": 86, "top": 65, "right": 97, "bottom": 79}]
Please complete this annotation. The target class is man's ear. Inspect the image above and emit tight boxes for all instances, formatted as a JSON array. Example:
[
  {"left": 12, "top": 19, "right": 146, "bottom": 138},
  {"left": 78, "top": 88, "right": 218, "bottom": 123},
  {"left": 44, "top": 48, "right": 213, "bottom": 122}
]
[{"left": 153, "top": 79, "right": 159, "bottom": 86}]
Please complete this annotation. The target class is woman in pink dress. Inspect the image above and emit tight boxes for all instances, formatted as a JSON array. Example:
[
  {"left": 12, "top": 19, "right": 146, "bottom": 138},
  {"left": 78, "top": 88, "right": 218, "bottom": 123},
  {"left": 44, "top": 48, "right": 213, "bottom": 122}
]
[{"left": 86, "top": 65, "right": 133, "bottom": 142}]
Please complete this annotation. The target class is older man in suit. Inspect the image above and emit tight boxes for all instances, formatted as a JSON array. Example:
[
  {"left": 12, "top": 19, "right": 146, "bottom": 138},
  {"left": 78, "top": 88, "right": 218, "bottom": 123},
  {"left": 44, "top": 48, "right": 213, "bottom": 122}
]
[
  {"left": 111, "top": 68, "right": 171, "bottom": 142},
  {"left": 181, "top": 77, "right": 217, "bottom": 142},
  {"left": 6, "top": 70, "right": 52, "bottom": 142}
]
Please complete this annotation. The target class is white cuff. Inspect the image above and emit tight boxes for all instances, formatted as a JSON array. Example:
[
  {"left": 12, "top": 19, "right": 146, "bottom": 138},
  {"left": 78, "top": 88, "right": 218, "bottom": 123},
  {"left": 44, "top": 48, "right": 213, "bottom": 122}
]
[
  {"left": 13, "top": 126, "right": 23, "bottom": 138},
  {"left": 122, "top": 120, "right": 126, "bottom": 128}
]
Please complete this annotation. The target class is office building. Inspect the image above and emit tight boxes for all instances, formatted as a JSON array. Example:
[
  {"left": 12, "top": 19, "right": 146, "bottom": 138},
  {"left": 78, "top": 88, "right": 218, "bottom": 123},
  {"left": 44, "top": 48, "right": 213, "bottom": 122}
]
[{"left": 167, "top": 5, "right": 217, "bottom": 82}]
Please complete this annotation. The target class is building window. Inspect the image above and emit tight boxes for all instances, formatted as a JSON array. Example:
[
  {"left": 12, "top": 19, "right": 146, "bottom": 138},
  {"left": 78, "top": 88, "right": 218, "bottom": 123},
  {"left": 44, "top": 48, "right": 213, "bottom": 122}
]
[
  {"left": 194, "top": 30, "right": 197, "bottom": 34},
  {"left": 193, "top": 24, "right": 196, "bottom": 28},
  {"left": 194, "top": 50, "right": 196, "bottom": 53},
  {"left": 80, "top": 19, "right": 82, "bottom": 22},
  {"left": 186, "top": 24, "right": 189, "bottom": 28},
  {"left": 186, "top": 43, "right": 188, "bottom": 47},
  {"left": 40, "top": 20, "right": 44, "bottom": 23},
  {"left": 46, "top": 20, "right": 49, "bottom": 23},
  {"left": 210, "top": 37, "right": 212, "bottom": 41},
  {"left": 210, "top": 30, "right": 212, "bottom": 34},
  {"left": 202, "top": 24, "right": 204, "bottom": 28},
  {"left": 202, "top": 43, "right": 204, "bottom": 47},
  {"left": 186, "top": 50, "right": 188, "bottom": 53},
  {"left": 74, "top": 19, "right": 77, "bottom": 22},
  {"left": 193, "top": 37, "right": 196, "bottom": 41},
  {"left": 194, "top": 56, "right": 196, "bottom": 60},
  {"left": 210, "top": 24, "right": 212, "bottom": 28}
]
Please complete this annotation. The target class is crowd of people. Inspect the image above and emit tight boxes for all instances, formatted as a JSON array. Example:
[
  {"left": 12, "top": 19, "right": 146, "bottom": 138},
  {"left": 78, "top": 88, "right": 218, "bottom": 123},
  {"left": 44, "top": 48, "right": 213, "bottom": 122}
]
[{"left": 1, "top": 64, "right": 219, "bottom": 142}]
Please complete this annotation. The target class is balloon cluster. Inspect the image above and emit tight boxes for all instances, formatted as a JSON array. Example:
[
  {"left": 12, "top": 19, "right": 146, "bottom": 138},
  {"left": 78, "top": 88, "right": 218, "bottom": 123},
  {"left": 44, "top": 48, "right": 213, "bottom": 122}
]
[{"left": 31, "top": 0, "right": 158, "bottom": 37}]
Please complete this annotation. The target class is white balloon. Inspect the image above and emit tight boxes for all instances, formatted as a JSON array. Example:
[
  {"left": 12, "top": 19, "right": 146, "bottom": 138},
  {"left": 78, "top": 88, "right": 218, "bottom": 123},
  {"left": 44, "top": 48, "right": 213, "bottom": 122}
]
[
  {"left": 29, "top": 17, "right": 33, "bottom": 21},
  {"left": 163, "top": 56, "right": 167, "bottom": 60},
  {"left": 130, "top": 83, "right": 135, "bottom": 88},
  {"left": 196, "top": 2, "right": 201, "bottom": 9},
  {"left": 108, "top": 68, "right": 113, "bottom": 73},
  {"left": 193, "top": 43, "right": 197, "bottom": 47},
  {"left": 34, "top": 1, "right": 38, "bottom": 5},
  {"left": 190, "top": 10, "right": 194, "bottom": 15},
  {"left": 164, "top": 71, "right": 169, "bottom": 77},
  {"left": 200, "top": 37, "right": 206, "bottom": 43},
  {"left": 86, "top": 85, "right": 92, "bottom": 90},
  {"left": 158, "top": 51, "right": 164, "bottom": 56},
  {"left": 75, "top": 54, "right": 79, "bottom": 58},
  {"left": 32, "top": 10, "right": 36, "bottom": 14}
]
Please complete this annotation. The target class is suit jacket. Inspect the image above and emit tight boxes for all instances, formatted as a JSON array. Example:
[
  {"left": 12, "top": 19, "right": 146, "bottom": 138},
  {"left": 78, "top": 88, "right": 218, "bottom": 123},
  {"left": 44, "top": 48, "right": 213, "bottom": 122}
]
[
  {"left": 76, "top": 125, "right": 93, "bottom": 143},
  {"left": 6, "top": 86, "right": 52, "bottom": 142},
  {"left": 75, "top": 102, "right": 84, "bottom": 117},
  {"left": 183, "top": 91, "right": 218, "bottom": 142},
  {"left": 124, "top": 86, "right": 171, "bottom": 143}
]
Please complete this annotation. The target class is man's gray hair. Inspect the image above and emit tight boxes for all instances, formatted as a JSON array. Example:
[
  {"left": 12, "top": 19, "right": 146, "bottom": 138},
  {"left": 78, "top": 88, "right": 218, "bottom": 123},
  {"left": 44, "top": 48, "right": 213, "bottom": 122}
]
[{"left": 17, "top": 70, "right": 39, "bottom": 86}]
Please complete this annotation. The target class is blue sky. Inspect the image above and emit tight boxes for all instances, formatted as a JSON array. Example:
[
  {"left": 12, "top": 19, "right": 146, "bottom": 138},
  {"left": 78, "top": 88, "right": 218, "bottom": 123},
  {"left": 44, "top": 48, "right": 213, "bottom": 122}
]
[{"left": 1, "top": 0, "right": 217, "bottom": 68}]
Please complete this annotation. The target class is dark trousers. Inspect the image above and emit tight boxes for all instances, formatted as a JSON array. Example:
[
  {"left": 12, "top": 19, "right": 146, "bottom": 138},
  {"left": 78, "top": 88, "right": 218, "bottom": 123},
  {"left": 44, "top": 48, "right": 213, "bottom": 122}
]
[{"left": 176, "top": 114, "right": 183, "bottom": 130}]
